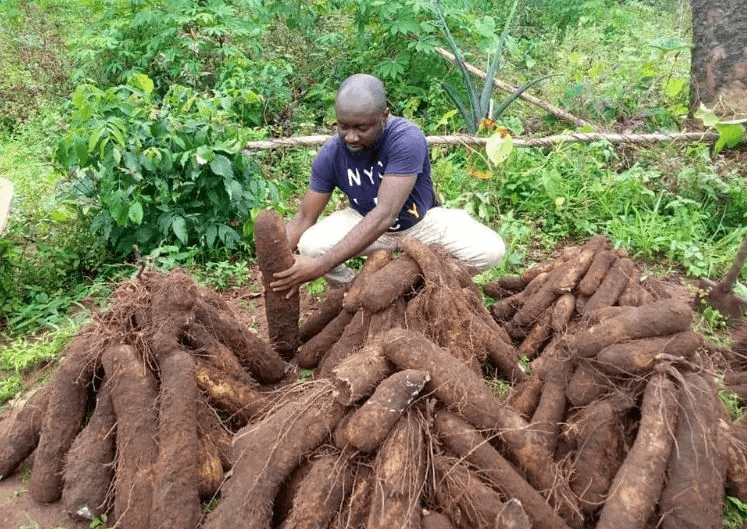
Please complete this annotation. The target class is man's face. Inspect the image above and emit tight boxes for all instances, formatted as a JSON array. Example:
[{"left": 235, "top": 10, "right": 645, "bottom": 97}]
[{"left": 336, "top": 106, "right": 388, "bottom": 152}]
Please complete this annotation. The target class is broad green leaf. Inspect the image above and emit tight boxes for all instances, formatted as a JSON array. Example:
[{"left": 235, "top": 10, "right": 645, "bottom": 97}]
[
  {"left": 694, "top": 104, "right": 720, "bottom": 127},
  {"left": 486, "top": 131, "right": 513, "bottom": 166},
  {"left": 130, "top": 73, "right": 154, "bottom": 96},
  {"left": 206, "top": 224, "right": 218, "bottom": 248},
  {"left": 172, "top": 216, "right": 188, "bottom": 244},
  {"left": 663, "top": 78, "right": 685, "bottom": 99},
  {"left": 128, "top": 201, "right": 144, "bottom": 225},
  {"left": 715, "top": 123, "right": 745, "bottom": 152},
  {"left": 210, "top": 155, "right": 234, "bottom": 179}
]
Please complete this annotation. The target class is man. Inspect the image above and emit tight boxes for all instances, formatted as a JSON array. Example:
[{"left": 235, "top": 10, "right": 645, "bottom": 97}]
[{"left": 270, "top": 74, "right": 504, "bottom": 294}]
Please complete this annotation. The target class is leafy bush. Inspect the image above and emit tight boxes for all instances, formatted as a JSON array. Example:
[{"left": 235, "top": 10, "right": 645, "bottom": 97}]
[{"left": 55, "top": 73, "right": 275, "bottom": 256}]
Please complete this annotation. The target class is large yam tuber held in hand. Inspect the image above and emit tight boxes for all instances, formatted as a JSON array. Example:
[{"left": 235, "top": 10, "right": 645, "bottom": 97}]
[
  {"left": 567, "top": 299, "right": 693, "bottom": 358},
  {"left": 596, "top": 372, "right": 680, "bottom": 529},
  {"left": 255, "top": 209, "right": 300, "bottom": 358}
]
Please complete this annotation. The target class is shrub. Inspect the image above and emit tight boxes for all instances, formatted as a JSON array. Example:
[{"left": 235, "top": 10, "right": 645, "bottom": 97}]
[{"left": 55, "top": 73, "right": 275, "bottom": 256}]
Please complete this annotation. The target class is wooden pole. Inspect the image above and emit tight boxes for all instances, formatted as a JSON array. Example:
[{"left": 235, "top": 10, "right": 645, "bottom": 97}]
[{"left": 244, "top": 131, "right": 720, "bottom": 151}]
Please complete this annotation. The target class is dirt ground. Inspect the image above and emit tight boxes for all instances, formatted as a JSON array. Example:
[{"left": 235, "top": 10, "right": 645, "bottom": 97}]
[
  {"left": 0, "top": 265, "right": 325, "bottom": 529},
  {"left": 0, "top": 464, "right": 89, "bottom": 529}
]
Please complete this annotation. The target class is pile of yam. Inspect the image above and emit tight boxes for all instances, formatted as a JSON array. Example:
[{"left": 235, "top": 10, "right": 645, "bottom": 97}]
[{"left": 1, "top": 209, "right": 746, "bottom": 529}]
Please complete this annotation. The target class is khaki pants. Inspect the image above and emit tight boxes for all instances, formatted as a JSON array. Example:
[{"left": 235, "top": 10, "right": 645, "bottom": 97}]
[{"left": 297, "top": 206, "right": 505, "bottom": 284}]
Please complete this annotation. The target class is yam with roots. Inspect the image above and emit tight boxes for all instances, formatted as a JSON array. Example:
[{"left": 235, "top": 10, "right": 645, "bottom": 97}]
[
  {"left": 343, "top": 369, "right": 429, "bottom": 452},
  {"left": 435, "top": 411, "right": 575, "bottom": 529},
  {"left": 367, "top": 410, "right": 426, "bottom": 529},
  {"left": 151, "top": 349, "right": 201, "bottom": 529},
  {"left": 582, "top": 257, "right": 635, "bottom": 315},
  {"left": 382, "top": 328, "right": 555, "bottom": 492},
  {"left": 62, "top": 380, "right": 115, "bottom": 522},
  {"left": 204, "top": 382, "right": 346, "bottom": 529},
  {"left": 103, "top": 344, "right": 159, "bottom": 529},
  {"left": 595, "top": 372, "right": 680, "bottom": 529},
  {"left": 299, "top": 285, "right": 346, "bottom": 344},
  {"left": 566, "top": 299, "right": 693, "bottom": 358},
  {"left": 255, "top": 209, "right": 300, "bottom": 359},
  {"left": 331, "top": 342, "right": 393, "bottom": 406},
  {"left": 0, "top": 386, "right": 50, "bottom": 479},
  {"left": 343, "top": 249, "right": 392, "bottom": 313},
  {"left": 31, "top": 330, "right": 101, "bottom": 504},
  {"left": 577, "top": 249, "right": 616, "bottom": 298},
  {"left": 279, "top": 454, "right": 353, "bottom": 529},
  {"left": 357, "top": 254, "right": 422, "bottom": 313},
  {"left": 566, "top": 399, "right": 628, "bottom": 515},
  {"left": 660, "top": 372, "right": 726, "bottom": 529},
  {"left": 594, "top": 331, "right": 701, "bottom": 376},
  {"left": 316, "top": 309, "right": 371, "bottom": 379},
  {"left": 297, "top": 309, "right": 354, "bottom": 369}
]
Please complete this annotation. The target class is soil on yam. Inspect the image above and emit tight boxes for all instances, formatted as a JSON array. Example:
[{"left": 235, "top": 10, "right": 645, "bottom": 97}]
[{"left": 1, "top": 231, "right": 745, "bottom": 529}]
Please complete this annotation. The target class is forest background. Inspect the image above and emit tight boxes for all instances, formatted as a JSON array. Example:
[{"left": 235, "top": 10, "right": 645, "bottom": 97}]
[{"left": 0, "top": 0, "right": 745, "bottom": 427}]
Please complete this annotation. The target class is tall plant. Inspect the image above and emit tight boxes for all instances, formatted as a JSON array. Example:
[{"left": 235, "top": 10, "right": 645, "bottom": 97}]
[{"left": 434, "top": 0, "right": 547, "bottom": 135}]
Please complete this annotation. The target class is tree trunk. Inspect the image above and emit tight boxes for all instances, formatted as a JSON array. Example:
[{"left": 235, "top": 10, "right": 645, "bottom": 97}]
[{"left": 690, "top": 0, "right": 747, "bottom": 118}]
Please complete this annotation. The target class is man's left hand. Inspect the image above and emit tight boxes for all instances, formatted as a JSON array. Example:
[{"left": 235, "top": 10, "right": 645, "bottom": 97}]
[{"left": 270, "top": 254, "right": 327, "bottom": 297}]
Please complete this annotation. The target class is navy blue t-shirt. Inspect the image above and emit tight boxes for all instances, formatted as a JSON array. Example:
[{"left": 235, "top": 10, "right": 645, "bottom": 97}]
[{"left": 310, "top": 116, "right": 437, "bottom": 232}]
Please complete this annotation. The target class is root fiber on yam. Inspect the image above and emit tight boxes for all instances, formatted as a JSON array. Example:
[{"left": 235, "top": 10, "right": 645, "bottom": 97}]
[
  {"left": 279, "top": 454, "right": 353, "bottom": 529},
  {"left": 204, "top": 382, "right": 346, "bottom": 529},
  {"left": 0, "top": 386, "right": 50, "bottom": 480},
  {"left": 367, "top": 410, "right": 426, "bottom": 529},
  {"left": 381, "top": 328, "right": 555, "bottom": 492},
  {"left": 31, "top": 330, "right": 101, "bottom": 503},
  {"left": 595, "top": 372, "right": 680, "bottom": 529},
  {"left": 62, "top": 380, "right": 115, "bottom": 522},
  {"left": 152, "top": 350, "right": 201, "bottom": 529},
  {"left": 103, "top": 344, "right": 159, "bottom": 529},
  {"left": 435, "top": 410, "right": 575, "bottom": 529},
  {"left": 660, "top": 372, "right": 726, "bottom": 529},
  {"left": 566, "top": 399, "right": 627, "bottom": 515},
  {"left": 255, "top": 209, "right": 300, "bottom": 358},
  {"left": 343, "top": 369, "right": 429, "bottom": 452}
]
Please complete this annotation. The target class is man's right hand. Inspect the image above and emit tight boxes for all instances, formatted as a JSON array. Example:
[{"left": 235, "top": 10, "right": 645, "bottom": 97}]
[{"left": 269, "top": 254, "right": 328, "bottom": 298}]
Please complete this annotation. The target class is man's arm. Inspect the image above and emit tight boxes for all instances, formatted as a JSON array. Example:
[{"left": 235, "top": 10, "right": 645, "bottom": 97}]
[
  {"left": 271, "top": 174, "right": 416, "bottom": 292},
  {"left": 286, "top": 188, "right": 331, "bottom": 251}
]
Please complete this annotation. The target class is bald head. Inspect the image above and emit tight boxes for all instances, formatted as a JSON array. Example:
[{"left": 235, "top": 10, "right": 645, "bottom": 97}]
[{"left": 336, "top": 74, "right": 388, "bottom": 116}]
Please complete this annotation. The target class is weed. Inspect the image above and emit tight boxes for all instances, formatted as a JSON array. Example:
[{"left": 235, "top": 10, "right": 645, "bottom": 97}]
[
  {"left": 486, "top": 376, "right": 510, "bottom": 398},
  {"left": 723, "top": 495, "right": 747, "bottom": 529},
  {"left": 298, "top": 368, "right": 314, "bottom": 384},
  {"left": 203, "top": 497, "right": 220, "bottom": 514},
  {"left": 303, "top": 277, "right": 327, "bottom": 300},
  {"left": 8, "top": 485, "right": 26, "bottom": 503},
  {"left": 88, "top": 513, "right": 108, "bottom": 529},
  {"left": 20, "top": 464, "right": 32, "bottom": 484}
]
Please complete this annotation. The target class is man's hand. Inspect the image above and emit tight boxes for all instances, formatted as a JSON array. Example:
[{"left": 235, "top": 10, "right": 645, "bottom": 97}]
[{"left": 270, "top": 254, "right": 328, "bottom": 297}]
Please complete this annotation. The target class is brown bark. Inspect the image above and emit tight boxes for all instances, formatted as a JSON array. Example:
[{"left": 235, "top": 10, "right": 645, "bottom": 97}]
[{"left": 690, "top": 0, "right": 747, "bottom": 118}]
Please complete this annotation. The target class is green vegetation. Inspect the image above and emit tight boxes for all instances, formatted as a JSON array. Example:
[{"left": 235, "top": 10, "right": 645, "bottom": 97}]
[{"left": 0, "top": 0, "right": 745, "bottom": 421}]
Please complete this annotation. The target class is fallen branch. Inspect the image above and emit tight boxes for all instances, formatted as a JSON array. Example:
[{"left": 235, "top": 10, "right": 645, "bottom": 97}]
[
  {"left": 435, "top": 46, "right": 596, "bottom": 129},
  {"left": 244, "top": 130, "right": 720, "bottom": 151}
]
